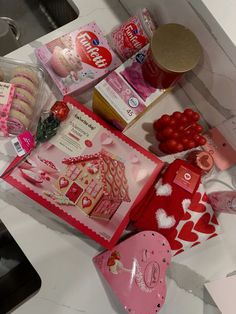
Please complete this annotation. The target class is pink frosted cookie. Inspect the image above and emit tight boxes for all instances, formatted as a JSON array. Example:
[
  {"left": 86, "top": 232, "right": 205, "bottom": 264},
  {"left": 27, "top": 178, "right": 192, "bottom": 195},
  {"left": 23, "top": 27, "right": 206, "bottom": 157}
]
[
  {"left": 11, "top": 99, "right": 33, "bottom": 117},
  {"left": 50, "top": 46, "right": 82, "bottom": 77},
  {"left": 10, "top": 76, "right": 37, "bottom": 96},
  {"left": 9, "top": 109, "right": 30, "bottom": 128},
  {"left": 14, "top": 87, "right": 36, "bottom": 107},
  {"left": 12, "top": 66, "right": 39, "bottom": 86}
]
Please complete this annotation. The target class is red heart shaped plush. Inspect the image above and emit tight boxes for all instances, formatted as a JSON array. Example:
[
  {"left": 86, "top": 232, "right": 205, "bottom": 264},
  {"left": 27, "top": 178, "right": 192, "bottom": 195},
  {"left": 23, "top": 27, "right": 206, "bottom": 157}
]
[
  {"left": 178, "top": 221, "right": 198, "bottom": 242},
  {"left": 194, "top": 213, "right": 216, "bottom": 234},
  {"left": 123, "top": 22, "right": 148, "bottom": 49},
  {"left": 76, "top": 31, "right": 112, "bottom": 69},
  {"left": 189, "top": 192, "right": 206, "bottom": 213}
]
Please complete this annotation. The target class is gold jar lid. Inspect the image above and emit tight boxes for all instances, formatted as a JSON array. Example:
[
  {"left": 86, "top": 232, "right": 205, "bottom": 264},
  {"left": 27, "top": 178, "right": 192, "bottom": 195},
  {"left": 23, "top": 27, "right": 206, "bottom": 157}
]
[{"left": 151, "top": 23, "right": 202, "bottom": 73}]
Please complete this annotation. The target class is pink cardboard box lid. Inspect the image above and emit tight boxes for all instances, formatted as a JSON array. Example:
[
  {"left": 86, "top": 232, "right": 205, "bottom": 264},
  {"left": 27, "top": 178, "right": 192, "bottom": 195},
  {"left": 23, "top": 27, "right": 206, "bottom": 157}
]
[
  {"left": 3, "top": 96, "right": 164, "bottom": 249},
  {"left": 93, "top": 231, "right": 171, "bottom": 314},
  {"left": 35, "top": 22, "right": 121, "bottom": 96}
]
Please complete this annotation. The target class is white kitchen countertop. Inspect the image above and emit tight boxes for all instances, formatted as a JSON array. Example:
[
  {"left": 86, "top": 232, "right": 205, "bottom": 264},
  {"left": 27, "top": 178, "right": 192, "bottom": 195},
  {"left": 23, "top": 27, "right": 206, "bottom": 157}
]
[{"left": 1, "top": 1, "right": 236, "bottom": 313}]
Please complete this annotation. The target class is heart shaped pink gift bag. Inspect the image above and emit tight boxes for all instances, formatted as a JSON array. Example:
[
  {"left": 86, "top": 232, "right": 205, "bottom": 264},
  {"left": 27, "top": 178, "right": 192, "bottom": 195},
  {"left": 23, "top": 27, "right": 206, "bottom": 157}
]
[{"left": 93, "top": 231, "right": 171, "bottom": 314}]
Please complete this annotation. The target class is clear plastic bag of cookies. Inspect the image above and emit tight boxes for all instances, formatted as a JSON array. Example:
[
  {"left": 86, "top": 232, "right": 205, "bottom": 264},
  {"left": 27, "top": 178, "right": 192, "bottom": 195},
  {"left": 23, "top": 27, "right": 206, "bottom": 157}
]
[{"left": 0, "top": 57, "right": 46, "bottom": 137}]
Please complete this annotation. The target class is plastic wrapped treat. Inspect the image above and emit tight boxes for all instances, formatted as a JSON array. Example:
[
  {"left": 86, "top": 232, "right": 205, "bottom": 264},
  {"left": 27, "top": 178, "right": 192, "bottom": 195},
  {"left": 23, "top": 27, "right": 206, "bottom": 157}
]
[
  {"left": 108, "top": 8, "right": 157, "bottom": 60},
  {"left": 35, "top": 22, "right": 121, "bottom": 96},
  {"left": 0, "top": 57, "right": 45, "bottom": 137}
]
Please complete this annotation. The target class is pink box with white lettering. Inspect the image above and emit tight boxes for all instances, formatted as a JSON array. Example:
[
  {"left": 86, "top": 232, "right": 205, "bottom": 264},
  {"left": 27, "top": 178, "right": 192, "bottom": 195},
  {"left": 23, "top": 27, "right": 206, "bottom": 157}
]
[{"left": 35, "top": 22, "right": 121, "bottom": 96}]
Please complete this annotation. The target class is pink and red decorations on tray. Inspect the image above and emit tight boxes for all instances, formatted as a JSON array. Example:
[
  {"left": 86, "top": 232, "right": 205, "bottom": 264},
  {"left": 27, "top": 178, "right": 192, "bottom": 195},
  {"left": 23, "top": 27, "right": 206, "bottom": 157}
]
[
  {"left": 131, "top": 160, "right": 219, "bottom": 256},
  {"left": 93, "top": 231, "right": 171, "bottom": 314},
  {"left": 153, "top": 109, "right": 207, "bottom": 154}
]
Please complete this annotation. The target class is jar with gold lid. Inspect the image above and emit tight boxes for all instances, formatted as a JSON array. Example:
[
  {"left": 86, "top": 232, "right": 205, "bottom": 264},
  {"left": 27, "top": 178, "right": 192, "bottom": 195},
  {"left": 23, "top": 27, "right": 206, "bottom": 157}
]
[{"left": 142, "top": 23, "right": 202, "bottom": 89}]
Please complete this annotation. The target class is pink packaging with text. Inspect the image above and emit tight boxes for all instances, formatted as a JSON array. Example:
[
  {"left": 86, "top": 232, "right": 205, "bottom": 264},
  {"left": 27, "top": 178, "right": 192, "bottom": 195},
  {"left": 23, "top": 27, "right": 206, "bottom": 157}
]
[
  {"left": 35, "top": 22, "right": 121, "bottom": 96},
  {"left": 93, "top": 231, "right": 171, "bottom": 314}
]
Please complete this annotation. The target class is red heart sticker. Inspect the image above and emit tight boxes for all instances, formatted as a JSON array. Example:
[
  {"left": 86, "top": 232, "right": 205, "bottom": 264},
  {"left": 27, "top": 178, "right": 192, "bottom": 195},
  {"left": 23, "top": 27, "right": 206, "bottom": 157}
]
[
  {"left": 178, "top": 221, "right": 198, "bottom": 242},
  {"left": 191, "top": 242, "right": 201, "bottom": 248},
  {"left": 211, "top": 214, "right": 218, "bottom": 225},
  {"left": 82, "top": 196, "right": 92, "bottom": 208},
  {"left": 189, "top": 192, "right": 206, "bottom": 213},
  {"left": 167, "top": 229, "right": 183, "bottom": 251},
  {"left": 194, "top": 213, "right": 216, "bottom": 234},
  {"left": 123, "top": 22, "right": 148, "bottom": 49},
  {"left": 76, "top": 31, "right": 112, "bottom": 69},
  {"left": 59, "top": 177, "right": 69, "bottom": 189},
  {"left": 202, "top": 193, "right": 210, "bottom": 203}
]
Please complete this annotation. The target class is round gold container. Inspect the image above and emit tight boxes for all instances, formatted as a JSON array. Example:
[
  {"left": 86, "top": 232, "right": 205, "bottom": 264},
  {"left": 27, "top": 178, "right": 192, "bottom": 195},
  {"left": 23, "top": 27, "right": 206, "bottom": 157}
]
[{"left": 142, "top": 23, "right": 202, "bottom": 89}]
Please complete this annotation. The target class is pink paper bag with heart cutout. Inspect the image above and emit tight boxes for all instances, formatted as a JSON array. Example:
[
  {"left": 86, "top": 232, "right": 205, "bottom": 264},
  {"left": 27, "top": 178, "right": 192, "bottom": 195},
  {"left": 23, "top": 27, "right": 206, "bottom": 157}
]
[
  {"left": 131, "top": 160, "right": 220, "bottom": 256},
  {"left": 93, "top": 231, "right": 171, "bottom": 314}
]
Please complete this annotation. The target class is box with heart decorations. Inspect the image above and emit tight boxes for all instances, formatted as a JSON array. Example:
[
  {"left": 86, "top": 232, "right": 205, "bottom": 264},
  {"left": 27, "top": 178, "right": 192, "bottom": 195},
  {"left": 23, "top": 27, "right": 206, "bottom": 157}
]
[
  {"left": 3, "top": 96, "right": 163, "bottom": 249},
  {"left": 35, "top": 22, "right": 121, "bottom": 96}
]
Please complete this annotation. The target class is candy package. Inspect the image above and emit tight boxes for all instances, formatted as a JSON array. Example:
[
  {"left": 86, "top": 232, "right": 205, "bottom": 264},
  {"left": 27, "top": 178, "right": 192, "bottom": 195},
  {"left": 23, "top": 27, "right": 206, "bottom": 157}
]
[
  {"left": 0, "top": 57, "right": 46, "bottom": 137},
  {"left": 35, "top": 22, "right": 121, "bottom": 96},
  {"left": 93, "top": 231, "right": 171, "bottom": 314}
]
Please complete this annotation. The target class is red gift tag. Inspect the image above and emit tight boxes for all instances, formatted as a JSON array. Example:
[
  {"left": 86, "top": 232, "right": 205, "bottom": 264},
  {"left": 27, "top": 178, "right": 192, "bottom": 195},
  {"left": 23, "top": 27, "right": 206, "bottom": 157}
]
[{"left": 173, "top": 165, "right": 200, "bottom": 194}]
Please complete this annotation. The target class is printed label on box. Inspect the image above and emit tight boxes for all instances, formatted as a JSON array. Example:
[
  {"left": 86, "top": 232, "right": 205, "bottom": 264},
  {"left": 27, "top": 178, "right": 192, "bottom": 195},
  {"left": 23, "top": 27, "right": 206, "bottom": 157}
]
[
  {"left": 174, "top": 165, "right": 200, "bottom": 193},
  {"left": 0, "top": 82, "right": 15, "bottom": 136}
]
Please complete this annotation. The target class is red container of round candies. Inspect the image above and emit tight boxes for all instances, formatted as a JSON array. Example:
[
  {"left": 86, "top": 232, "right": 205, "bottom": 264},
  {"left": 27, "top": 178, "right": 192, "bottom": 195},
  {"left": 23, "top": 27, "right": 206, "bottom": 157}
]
[
  {"left": 142, "top": 24, "right": 202, "bottom": 89},
  {"left": 153, "top": 109, "right": 207, "bottom": 154}
]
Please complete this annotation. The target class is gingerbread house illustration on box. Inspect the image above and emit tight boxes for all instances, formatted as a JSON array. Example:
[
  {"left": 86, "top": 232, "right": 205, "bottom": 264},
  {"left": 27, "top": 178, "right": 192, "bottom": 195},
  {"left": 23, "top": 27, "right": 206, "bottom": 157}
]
[{"left": 57, "top": 150, "right": 131, "bottom": 220}]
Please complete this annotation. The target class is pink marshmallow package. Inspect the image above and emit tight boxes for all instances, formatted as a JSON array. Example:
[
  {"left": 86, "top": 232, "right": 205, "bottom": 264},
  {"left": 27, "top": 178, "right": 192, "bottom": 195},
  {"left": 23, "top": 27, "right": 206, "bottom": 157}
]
[
  {"left": 93, "top": 231, "right": 171, "bottom": 314},
  {"left": 35, "top": 22, "right": 121, "bottom": 96}
]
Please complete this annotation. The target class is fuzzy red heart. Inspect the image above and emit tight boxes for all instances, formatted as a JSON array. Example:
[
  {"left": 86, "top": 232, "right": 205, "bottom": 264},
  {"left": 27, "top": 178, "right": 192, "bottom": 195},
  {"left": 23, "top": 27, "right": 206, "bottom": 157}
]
[
  {"left": 188, "top": 192, "right": 206, "bottom": 213},
  {"left": 178, "top": 221, "right": 198, "bottom": 242},
  {"left": 194, "top": 213, "right": 216, "bottom": 234},
  {"left": 167, "top": 229, "right": 183, "bottom": 251},
  {"left": 76, "top": 31, "right": 112, "bottom": 69}
]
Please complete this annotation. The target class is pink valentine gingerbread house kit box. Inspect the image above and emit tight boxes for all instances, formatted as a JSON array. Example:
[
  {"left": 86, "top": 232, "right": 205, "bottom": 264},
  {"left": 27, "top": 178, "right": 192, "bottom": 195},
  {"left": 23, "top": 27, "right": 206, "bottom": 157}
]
[
  {"left": 35, "top": 22, "right": 121, "bottom": 96},
  {"left": 3, "top": 96, "right": 163, "bottom": 249}
]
